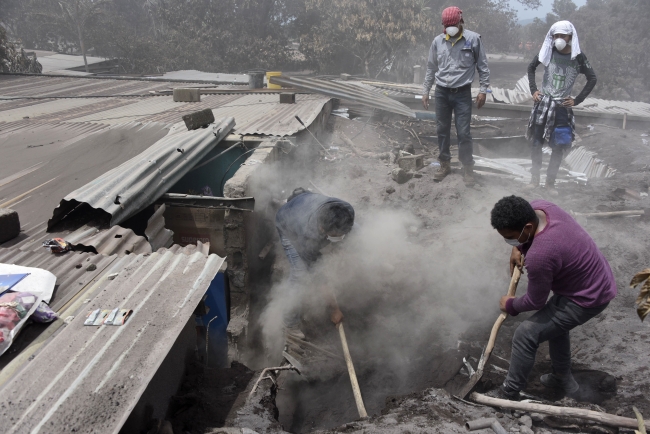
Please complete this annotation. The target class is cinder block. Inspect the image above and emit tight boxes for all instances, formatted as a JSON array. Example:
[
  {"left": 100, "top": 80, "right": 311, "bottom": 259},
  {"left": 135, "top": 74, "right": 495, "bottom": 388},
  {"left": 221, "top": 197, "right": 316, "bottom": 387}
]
[
  {"left": 340, "top": 73, "right": 351, "bottom": 80},
  {"left": 173, "top": 88, "right": 201, "bottom": 102},
  {"left": 0, "top": 208, "right": 20, "bottom": 243},
  {"left": 182, "top": 108, "right": 215, "bottom": 130},
  {"left": 398, "top": 154, "right": 425, "bottom": 171},
  {"left": 279, "top": 93, "right": 295, "bottom": 104}
]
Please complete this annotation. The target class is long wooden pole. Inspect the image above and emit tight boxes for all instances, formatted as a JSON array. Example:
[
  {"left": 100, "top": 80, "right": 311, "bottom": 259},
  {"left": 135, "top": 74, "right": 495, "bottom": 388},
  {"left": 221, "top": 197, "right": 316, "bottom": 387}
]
[
  {"left": 458, "top": 264, "right": 522, "bottom": 398},
  {"left": 471, "top": 392, "right": 644, "bottom": 430},
  {"left": 337, "top": 322, "right": 368, "bottom": 418}
]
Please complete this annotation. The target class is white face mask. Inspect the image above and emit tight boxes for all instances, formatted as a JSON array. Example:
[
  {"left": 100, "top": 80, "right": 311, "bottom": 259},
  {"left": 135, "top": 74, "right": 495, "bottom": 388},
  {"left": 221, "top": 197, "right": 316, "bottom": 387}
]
[
  {"left": 327, "top": 234, "right": 345, "bottom": 243},
  {"left": 554, "top": 38, "right": 568, "bottom": 51},
  {"left": 446, "top": 26, "right": 460, "bottom": 37},
  {"left": 503, "top": 226, "right": 530, "bottom": 247}
]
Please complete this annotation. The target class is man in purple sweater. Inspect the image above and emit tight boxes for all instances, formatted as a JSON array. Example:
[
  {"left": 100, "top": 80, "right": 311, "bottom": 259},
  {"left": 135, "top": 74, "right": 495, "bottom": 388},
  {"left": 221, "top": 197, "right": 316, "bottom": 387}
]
[{"left": 490, "top": 196, "right": 617, "bottom": 399}]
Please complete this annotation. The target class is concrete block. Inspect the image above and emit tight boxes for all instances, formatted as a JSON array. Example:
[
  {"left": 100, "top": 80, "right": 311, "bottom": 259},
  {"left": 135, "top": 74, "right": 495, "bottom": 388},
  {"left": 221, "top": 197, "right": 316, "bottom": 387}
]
[
  {"left": 182, "top": 108, "right": 215, "bottom": 130},
  {"left": 340, "top": 73, "right": 351, "bottom": 80},
  {"left": 0, "top": 208, "right": 20, "bottom": 243},
  {"left": 173, "top": 88, "right": 201, "bottom": 102},
  {"left": 279, "top": 92, "right": 295, "bottom": 104},
  {"left": 398, "top": 154, "right": 425, "bottom": 171}
]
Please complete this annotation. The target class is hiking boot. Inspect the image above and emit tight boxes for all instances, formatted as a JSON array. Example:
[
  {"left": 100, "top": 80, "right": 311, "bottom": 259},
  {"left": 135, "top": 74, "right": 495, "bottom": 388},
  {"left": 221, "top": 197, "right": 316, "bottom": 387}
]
[
  {"left": 284, "top": 325, "right": 306, "bottom": 341},
  {"left": 540, "top": 372, "right": 579, "bottom": 394},
  {"left": 524, "top": 173, "right": 540, "bottom": 190},
  {"left": 433, "top": 160, "right": 452, "bottom": 182},
  {"left": 463, "top": 165, "right": 476, "bottom": 187}
]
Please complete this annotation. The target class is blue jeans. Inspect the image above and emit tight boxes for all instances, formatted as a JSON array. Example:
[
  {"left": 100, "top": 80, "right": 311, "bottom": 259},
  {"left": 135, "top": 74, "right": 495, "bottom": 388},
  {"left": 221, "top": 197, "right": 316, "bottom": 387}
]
[
  {"left": 280, "top": 235, "right": 307, "bottom": 328},
  {"left": 504, "top": 295, "right": 608, "bottom": 392},
  {"left": 435, "top": 85, "right": 474, "bottom": 166}
]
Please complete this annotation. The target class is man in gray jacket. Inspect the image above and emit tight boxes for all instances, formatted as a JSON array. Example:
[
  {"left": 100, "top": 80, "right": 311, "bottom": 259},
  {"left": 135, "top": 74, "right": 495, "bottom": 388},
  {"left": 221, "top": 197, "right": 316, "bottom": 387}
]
[{"left": 422, "top": 6, "right": 490, "bottom": 186}]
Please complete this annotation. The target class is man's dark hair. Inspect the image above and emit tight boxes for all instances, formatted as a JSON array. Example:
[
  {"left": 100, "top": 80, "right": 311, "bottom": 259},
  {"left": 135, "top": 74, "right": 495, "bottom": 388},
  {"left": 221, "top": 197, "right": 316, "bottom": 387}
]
[
  {"left": 490, "top": 195, "right": 537, "bottom": 231},
  {"left": 318, "top": 202, "right": 355, "bottom": 234}
]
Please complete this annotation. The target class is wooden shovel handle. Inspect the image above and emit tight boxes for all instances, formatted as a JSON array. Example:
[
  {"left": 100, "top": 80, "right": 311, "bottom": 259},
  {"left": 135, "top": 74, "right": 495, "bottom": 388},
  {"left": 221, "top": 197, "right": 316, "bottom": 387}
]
[
  {"left": 480, "top": 264, "right": 522, "bottom": 367},
  {"left": 337, "top": 322, "right": 368, "bottom": 418}
]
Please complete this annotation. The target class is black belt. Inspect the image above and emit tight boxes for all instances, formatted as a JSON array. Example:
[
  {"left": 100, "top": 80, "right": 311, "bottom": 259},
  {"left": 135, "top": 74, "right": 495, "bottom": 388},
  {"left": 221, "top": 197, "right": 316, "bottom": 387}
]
[{"left": 437, "top": 84, "right": 471, "bottom": 93}]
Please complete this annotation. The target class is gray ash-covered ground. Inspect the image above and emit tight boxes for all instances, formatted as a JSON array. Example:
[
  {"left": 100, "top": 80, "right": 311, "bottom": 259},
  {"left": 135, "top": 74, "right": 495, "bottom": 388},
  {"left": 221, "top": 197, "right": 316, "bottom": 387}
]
[
  {"left": 271, "top": 113, "right": 649, "bottom": 433},
  {"left": 169, "top": 107, "right": 649, "bottom": 434}
]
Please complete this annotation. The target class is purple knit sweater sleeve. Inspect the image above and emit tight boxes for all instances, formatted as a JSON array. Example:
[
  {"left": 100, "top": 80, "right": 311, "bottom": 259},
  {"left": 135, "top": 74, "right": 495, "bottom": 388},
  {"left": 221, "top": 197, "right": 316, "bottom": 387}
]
[{"left": 512, "top": 253, "right": 557, "bottom": 313}]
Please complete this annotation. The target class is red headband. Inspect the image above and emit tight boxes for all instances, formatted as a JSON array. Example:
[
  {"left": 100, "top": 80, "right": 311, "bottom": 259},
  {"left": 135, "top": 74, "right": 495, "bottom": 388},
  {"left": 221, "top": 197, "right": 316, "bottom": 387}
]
[{"left": 442, "top": 6, "right": 462, "bottom": 27}]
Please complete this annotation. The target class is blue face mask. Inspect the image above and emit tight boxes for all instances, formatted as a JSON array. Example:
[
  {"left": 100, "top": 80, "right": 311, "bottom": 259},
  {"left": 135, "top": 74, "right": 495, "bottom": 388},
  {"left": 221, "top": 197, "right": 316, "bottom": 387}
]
[{"left": 504, "top": 226, "right": 530, "bottom": 247}]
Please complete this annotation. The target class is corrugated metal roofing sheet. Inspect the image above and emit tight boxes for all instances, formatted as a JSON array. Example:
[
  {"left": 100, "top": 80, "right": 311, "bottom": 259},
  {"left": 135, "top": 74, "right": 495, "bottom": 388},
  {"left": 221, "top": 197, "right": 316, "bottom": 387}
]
[
  {"left": 0, "top": 75, "right": 331, "bottom": 137},
  {"left": 38, "top": 53, "right": 110, "bottom": 73},
  {"left": 0, "top": 97, "right": 106, "bottom": 122},
  {"left": 49, "top": 117, "right": 236, "bottom": 228},
  {"left": 150, "top": 70, "right": 249, "bottom": 84},
  {"left": 0, "top": 249, "right": 117, "bottom": 311},
  {"left": 271, "top": 75, "right": 415, "bottom": 117},
  {"left": 66, "top": 224, "right": 153, "bottom": 255},
  {"left": 145, "top": 204, "right": 174, "bottom": 252},
  {"left": 0, "top": 248, "right": 225, "bottom": 434},
  {"left": 0, "top": 122, "right": 169, "bottom": 231},
  {"left": 211, "top": 93, "right": 331, "bottom": 136}
]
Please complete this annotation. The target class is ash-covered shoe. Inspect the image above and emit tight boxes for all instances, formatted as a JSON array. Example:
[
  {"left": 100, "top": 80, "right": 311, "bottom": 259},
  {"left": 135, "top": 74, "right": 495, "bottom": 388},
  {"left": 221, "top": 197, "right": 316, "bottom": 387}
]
[
  {"left": 524, "top": 173, "right": 540, "bottom": 190},
  {"left": 433, "top": 160, "right": 452, "bottom": 182},
  {"left": 540, "top": 372, "right": 579, "bottom": 394},
  {"left": 486, "top": 384, "right": 521, "bottom": 401},
  {"left": 544, "top": 180, "right": 559, "bottom": 196},
  {"left": 463, "top": 165, "right": 476, "bottom": 187}
]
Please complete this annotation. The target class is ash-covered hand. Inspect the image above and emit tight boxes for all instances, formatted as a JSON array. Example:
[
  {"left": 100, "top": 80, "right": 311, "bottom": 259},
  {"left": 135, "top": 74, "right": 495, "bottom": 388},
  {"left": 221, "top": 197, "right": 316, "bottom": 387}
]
[
  {"left": 510, "top": 247, "right": 524, "bottom": 277},
  {"left": 500, "top": 295, "right": 515, "bottom": 313},
  {"left": 532, "top": 90, "right": 542, "bottom": 102},
  {"left": 330, "top": 307, "right": 344, "bottom": 325},
  {"left": 562, "top": 97, "right": 575, "bottom": 107},
  {"left": 422, "top": 93, "right": 430, "bottom": 110},
  {"left": 476, "top": 93, "right": 486, "bottom": 109}
]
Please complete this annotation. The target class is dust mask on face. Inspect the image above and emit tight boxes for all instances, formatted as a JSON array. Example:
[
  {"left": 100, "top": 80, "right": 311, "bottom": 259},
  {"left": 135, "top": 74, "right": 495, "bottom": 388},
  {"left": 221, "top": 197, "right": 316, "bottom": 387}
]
[
  {"left": 446, "top": 26, "right": 460, "bottom": 37},
  {"left": 327, "top": 234, "right": 345, "bottom": 243},
  {"left": 554, "top": 38, "right": 568, "bottom": 51},
  {"left": 503, "top": 226, "right": 530, "bottom": 247}
]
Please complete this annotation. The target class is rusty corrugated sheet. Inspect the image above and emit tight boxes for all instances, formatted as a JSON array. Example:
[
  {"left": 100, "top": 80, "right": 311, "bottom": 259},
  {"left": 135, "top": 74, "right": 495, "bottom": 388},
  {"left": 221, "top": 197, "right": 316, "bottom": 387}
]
[
  {"left": 0, "top": 249, "right": 224, "bottom": 434},
  {"left": 49, "top": 117, "right": 236, "bottom": 228}
]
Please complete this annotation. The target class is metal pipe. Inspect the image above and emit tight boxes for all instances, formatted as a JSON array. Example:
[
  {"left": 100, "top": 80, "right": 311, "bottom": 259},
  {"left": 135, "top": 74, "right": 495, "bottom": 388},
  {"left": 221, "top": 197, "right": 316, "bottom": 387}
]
[{"left": 466, "top": 418, "right": 508, "bottom": 434}]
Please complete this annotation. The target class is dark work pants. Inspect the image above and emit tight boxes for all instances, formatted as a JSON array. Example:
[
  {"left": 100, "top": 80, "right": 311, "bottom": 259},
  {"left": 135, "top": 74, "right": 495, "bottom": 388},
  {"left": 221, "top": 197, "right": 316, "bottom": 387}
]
[
  {"left": 280, "top": 235, "right": 307, "bottom": 328},
  {"left": 504, "top": 295, "right": 608, "bottom": 392},
  {"left": 531, "top": 107, "right": 570, "bottom": 184},
  {"left": 435, "top": 85, "right": 474, "bottom": 166}
]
